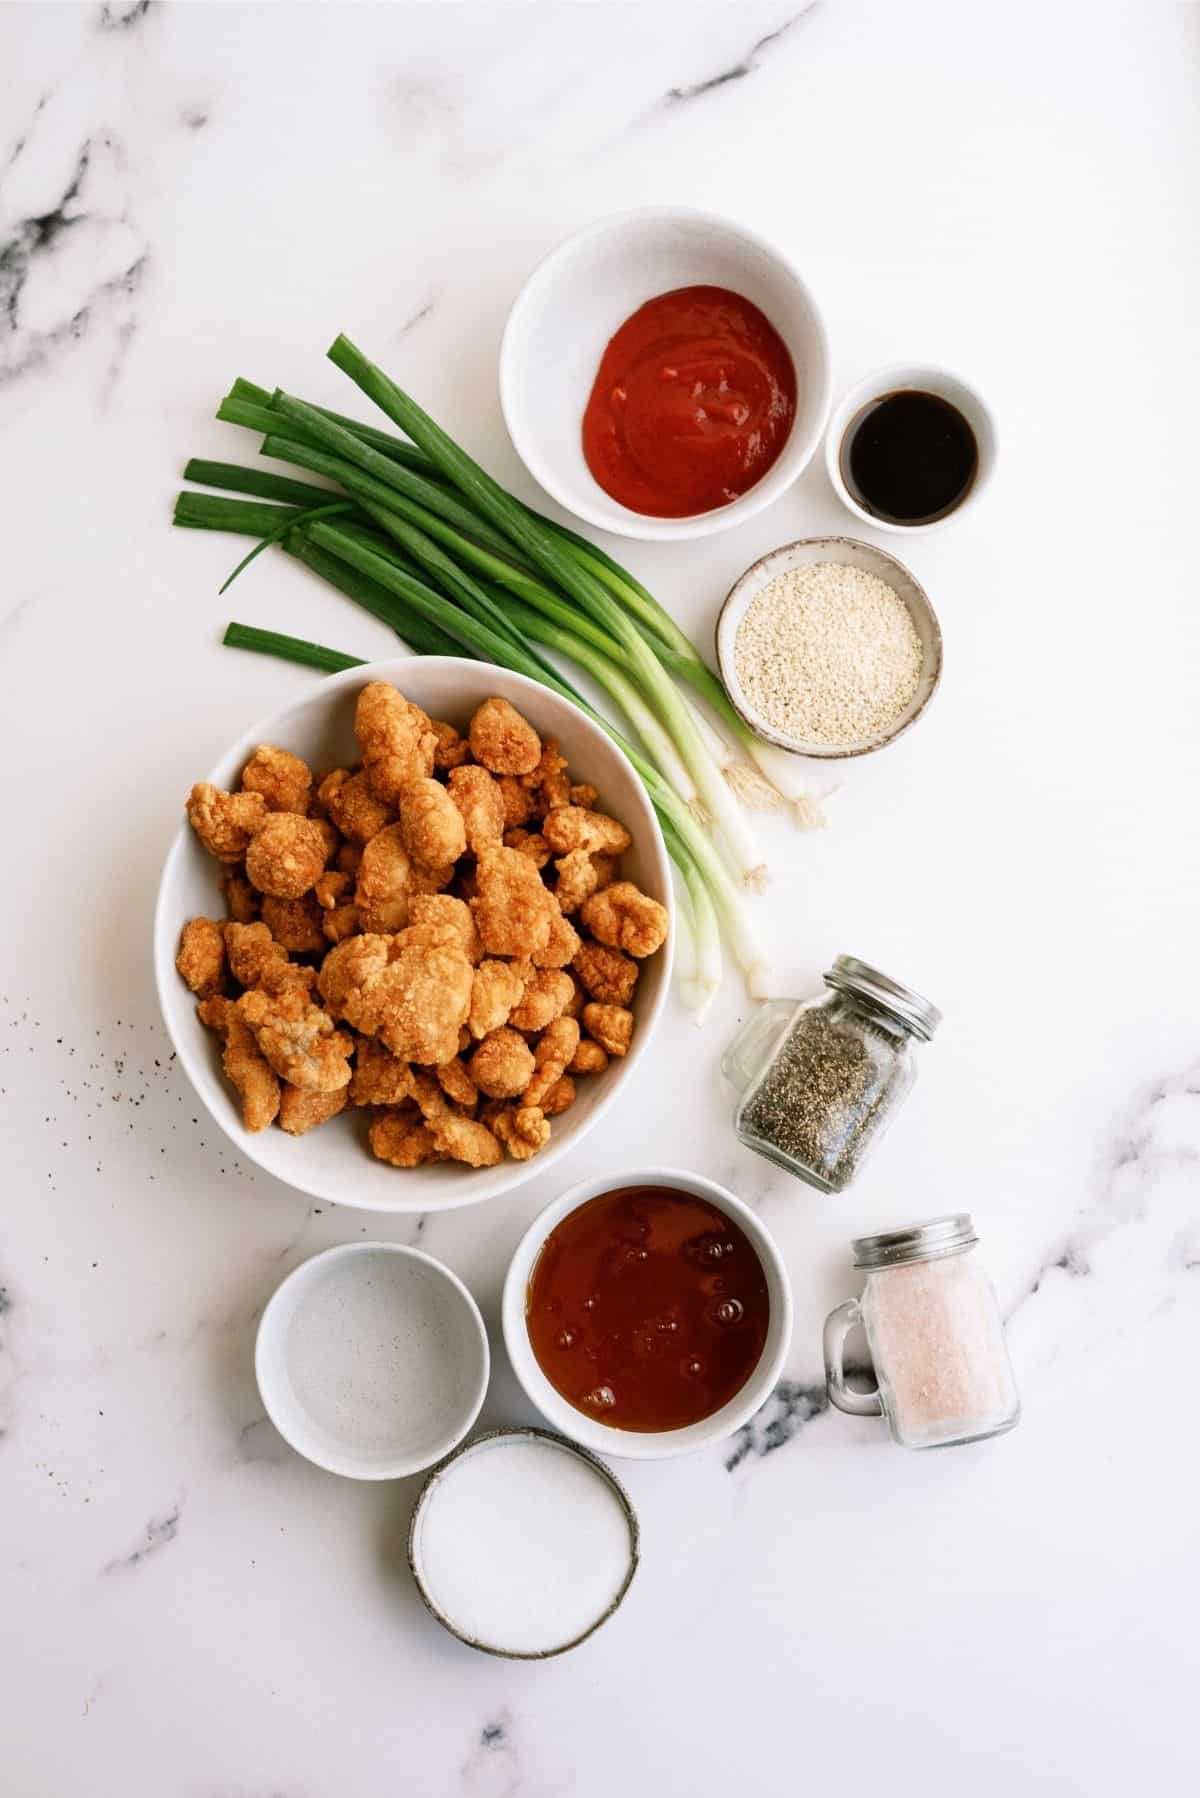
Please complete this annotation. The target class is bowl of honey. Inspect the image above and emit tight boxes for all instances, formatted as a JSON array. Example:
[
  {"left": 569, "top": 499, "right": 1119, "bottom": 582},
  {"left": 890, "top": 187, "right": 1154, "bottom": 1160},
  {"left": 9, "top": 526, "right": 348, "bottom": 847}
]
[{"left": 502, "top": 1168, "right": 793, "bottom": 1459}]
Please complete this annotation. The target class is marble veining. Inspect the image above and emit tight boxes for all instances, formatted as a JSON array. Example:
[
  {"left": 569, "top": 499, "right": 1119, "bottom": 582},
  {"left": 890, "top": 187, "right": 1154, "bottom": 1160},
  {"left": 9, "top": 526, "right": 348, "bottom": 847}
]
[
  {"left": 665, "top": 6, "right": 818, "bottom": 105},
  {"left": 101, "top": 1502, "right": 181, "bottom": 1574}
]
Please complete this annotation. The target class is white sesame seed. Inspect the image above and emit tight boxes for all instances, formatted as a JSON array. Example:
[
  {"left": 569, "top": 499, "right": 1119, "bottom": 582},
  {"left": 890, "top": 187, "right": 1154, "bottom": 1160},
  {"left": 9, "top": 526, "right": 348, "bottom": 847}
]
[{"left": 733, "top": 561, "right": 922, "bottom": 747}]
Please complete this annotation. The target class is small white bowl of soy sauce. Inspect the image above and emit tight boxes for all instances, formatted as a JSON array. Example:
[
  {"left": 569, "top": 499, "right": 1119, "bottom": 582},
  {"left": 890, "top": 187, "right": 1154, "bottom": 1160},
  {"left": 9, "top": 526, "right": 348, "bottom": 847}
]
[{"left": 825, "top": 363, "right": 996, "bottom": 534}]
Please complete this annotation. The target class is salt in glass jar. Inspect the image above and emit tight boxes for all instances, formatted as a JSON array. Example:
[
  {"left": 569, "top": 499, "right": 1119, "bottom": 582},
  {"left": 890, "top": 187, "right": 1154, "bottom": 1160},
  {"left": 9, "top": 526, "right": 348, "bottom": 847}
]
[
  {"left": 823, "top": 1215, "right": 1020, "bottom": 1450},
  {"left": 722, "top": 956, "right": 940, "bottom": 1193}
]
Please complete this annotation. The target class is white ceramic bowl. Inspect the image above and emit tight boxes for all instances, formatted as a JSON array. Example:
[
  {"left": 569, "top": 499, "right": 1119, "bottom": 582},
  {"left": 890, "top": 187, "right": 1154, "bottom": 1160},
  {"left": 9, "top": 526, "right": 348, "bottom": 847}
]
[
  {"left": 154, "top": 657, "right": 673, "bottom": 1213},
  {"left": 715, "top": 535, "right": 944, "bottom": 759},
  {"left": 254, "top": 1243, "right": 489, "bottom": 1480},
  {"left": 500, "top": 207, "right": 832, "bottom": 542},
  {"left": 824, "top": 362, "right": 997, "bottom": 535},
  {"left": 501, "top": 1167, "right": 793, "bottom": 1460}
]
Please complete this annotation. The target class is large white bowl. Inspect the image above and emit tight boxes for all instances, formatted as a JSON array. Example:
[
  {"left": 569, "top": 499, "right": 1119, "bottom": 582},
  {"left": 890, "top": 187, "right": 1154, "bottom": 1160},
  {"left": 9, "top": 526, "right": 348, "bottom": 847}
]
[
  {"left": 500, "top": 207, "right": 831, "bottom": 543},
  {"left": 501, "top": 1168, "right": 793, "bottom": 1461},
  {"left": 154, "top": 657, "right": 673, "bottom": 1214}
]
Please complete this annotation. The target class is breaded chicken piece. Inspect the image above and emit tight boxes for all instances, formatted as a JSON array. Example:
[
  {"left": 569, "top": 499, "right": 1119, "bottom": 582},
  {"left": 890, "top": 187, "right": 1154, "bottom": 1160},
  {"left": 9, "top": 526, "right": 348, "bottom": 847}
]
[
  {"left": 509, "top": 968, "right": 575, "bottom": 1033},
  {"left": 314, "top": 818, "right": 341, "bottom": 866},
  {"left": 236, "top": 984, "right": 354, "bottom": 1093},
  {"left": 354, "top": 823, "right": 414, "bottom": 933},
  {"left": 429, "top": 1112, "right": 504, "bottom": 1167},
  {"left": 398, "top": 777, "right": 467, "bottom": 869},
  {"left": 491, "top": 1105, "right": 551, "bottom": 1161},
  {"left": 356, "top": 682, "right": 437, "bottom": 803},
  {"left": 469, "top": 696, "right": 541, "bottom": 775},
  {"left": 198, "top": 994, "right": 280, "bottom": 1131},
  {"left": 368, "top": 940, "right": 474, "bottom": 1066},
  {"left": 320, "top": 769, "right": 396, "bottom": 845},
  {"left": 241, "top": 744, "right": 312, "bottom": 815},
  {"left": 503, "top": 828, "right": 551, "bottom": 870},
  {"left": 335, "top": 838, "right": 363, "bottom": 875},
  {"left": 245, "top": 814, "right": 327, "bottom": 899},
  {"left": 582, "top": 1003, "right": 634, "bottom": 1058},
  {"left": 261, "top": 892, "right": 325, "bottom": 956},
  {"left": 187, "top": 783, "right": 269, "bottom": 863},
  {"left": 521, "top": 737, "right": 571, "bottom": 809},
  {"left": 468, "top": 959, "right": 526, "bottom": 1039},
  {"left": 532, "top": 910, "right": 581, "bottom": 971},
  {"left": 279, "top": 1084, "right": 347, "bottom": 1136},
  {"left": 430, "top": 719, "right": 471, "bottom": 771},
  {"left": 542, "top": 805, "right": 632, "bottom": 857},
  {"left": 471, "top": 846, "right": 555, "bottom": 958},
  {"left": 220, "top": 867, "right": 259, "bottom": 924},
  {"left": 581, "top": 881, "right": 669, "bottom": 958},
  {"left": 563, "top": 974, "right": 586, "bottom": 1020},
  {"left": 552, "top": 850, "right": 603, "bottom": 916},
  {"left": 436, "top": 1055, "right": 478, "bottom": 1110},
  {"left": 176, "top": 918, "right": 226, "bottom": 999},
  {"left": 524, "top": 1017, "right": 580, "bottom": 1108},
  {"left": 573, "top": 941, "right": 639, "bottom": 1008},
  {"left": 407, "top": 894, "right": 481, "bottom": 964},
  {"left": 317, "top": 934, "right": 395, "bottom": 1032},
  {"left": 570, "top": 783, "right": 598, "bottom": 809},
  {"left": 349, "top": 1036, "right": 414, "bottom": 1107},
  {"left": 541, "top": 1076, "right": 576, "bottom": 1117},
  {"left": 497, "top": 776, "right": 535, "bottom": 829},
  {"left": 446, "top": 764, "right": 505, "bottom": 856},
  {"left": 469, "top": 1027, "right": 535, "bottom": 1099},
  {"left": 569, "top": 1038, "right": 609, "bottom": 1076},
  {"left": 313, "top": 870, "right": 360, "bottom": 945},
  {"left": 369, "top": 1109, "right": 442, "bottom": 1167},
  {"left": 223, "top": 921, "right": 290, "bottom": 990}
]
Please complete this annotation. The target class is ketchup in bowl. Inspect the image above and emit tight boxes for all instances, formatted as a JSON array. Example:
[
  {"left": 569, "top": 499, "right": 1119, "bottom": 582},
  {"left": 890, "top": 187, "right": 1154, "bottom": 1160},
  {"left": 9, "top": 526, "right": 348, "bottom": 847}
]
[
  {"left": 525, "top": 1184, "right": 771, "bottom": 1432},
  {"left": 581, "top": 285, "right": 797, "bottom": 519}
]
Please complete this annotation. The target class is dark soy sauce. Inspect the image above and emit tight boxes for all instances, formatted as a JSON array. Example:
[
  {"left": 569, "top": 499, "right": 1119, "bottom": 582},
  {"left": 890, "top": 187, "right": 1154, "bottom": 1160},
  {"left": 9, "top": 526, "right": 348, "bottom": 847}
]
[{"left": 841, "top": 389, "right": 978, "bottom": 525}]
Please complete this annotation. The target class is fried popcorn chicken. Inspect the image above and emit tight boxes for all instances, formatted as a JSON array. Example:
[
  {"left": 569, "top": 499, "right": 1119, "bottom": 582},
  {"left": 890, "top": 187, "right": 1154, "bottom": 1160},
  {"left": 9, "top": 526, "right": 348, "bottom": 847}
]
[
  {"left": 260, "top": 892, "right": 325, "bottom": 956},
  {"left": 523, "top": 1016, "right": 580, "bottom": 1108},
  {"left": 446, "top": 764, "right": 505, "bottom": 856},
  {"left": 398, "top": 777, "right": 467, "bottom": 869},
  {"left": 521, "top": 738, "right": 571, "bottom": 809},
  {"left": 373, "top": 938, "right": 473, "bottom": 1066},
  {"left": 430, "top": 718, "right": 471, "bottom": 771},
  {"left": 176, "top": 918, "right": 226, "bottom": 999},
  {"left": 429, "top": 1113, "right": 504, "bottom": 1168},
  {"left": 407, "top": 894, "right": 482, "bottom": 964},
  {"left": 582, "top": 1003, "right": 634, "bottom": 1058},
  {"left": 187, "top": 782, "right": 269, "bottom": 863},
  {"left": 563, "top": 974, "right": 586, "bottom": 1020},
  {"left": 241, "top": 744, "right": 312, "bottom": 815},
  {"left": 469, "top": 696, "right": 541, "bottom": 775},
  {"left": 370, "top": 1109, "right": 442, "bottom": 1167},
  {"left": 541, "top": 1076, "right": 576, "bottom": 1117},
  {"left": 492, "top": 1105, "right": 551, "bottom": 1161},
  {"left": 354, "top": 824, "right": 414, "bottom": 933},
  {"left": 532, "top": 910, "right": 581, "bottom": 971},
  {"left": 279, "top": 1084, "right": 347, "bottom": 1136},
  {"left": 236, "top": 984, "right": 353, "bottom": 1093},
  {"left": 504, "top": 828, "right": 552, "bottom": 870},
  {"left": 320, "top": 769, "right": 395, "bottom": 845},
  {"left": 356, "top": 681, "right": 437, "bottom": 803},
  {"left": 349, "top": 1036, "right": 414, "bottom": 1107},
  {"left": 568, "top": 1037, "right": 609, "bottom": 1077},
  {"left": 223, "top": 920, "right": 290, "bottom": 989},
  {"left": 335, "top": 839, "right": 363, "bottom": 876},
  {"left": 469, "top": 1027, "right": 536, "bottom": 1099},
  {"left": 317, "top": 934, "right": 395, "bottom": 1032},
  {"left": 468, "top": 959, "right": 526, "bottom": 1039},
  {"left": 244, "top": 814, "right": 327, "bottom": 899},
  {"left": 552, "top": 850, "right": 602, "bottom": 915},
  {"left": 198, "top": 994, "right": 280, "bottom": 1131},
  {"left": 471, "top": 846, "right": 555, "bottom": 958},
  {"left": 437, "top": 1056, "right": 478, "bottom": 1110},
  {"left": 569, "top": 783, "right": 598, "bottom": 809},
  {"left": 581, "top": 881, "right": 669, "bottom": 959},
  {"left": 542, "top": 805, "right": 632, "bottom": 857},
  {"left": 497, "top": 776, "right": 535, "bottom": 829},
  {"left": 313, "top": 870, "right": 360, "bottom": 944},
  {"left": 573, "top": 941, "right": 639, "bottom": 1008},
  {"left": 220, "top": 867, "right": 259, "bottom": 924},
  {"left": 509, "top": 968, "right": 575, "bottom": 1033},
  {"left": 314, "top": 818, "right": 341, "bottom": 866}
]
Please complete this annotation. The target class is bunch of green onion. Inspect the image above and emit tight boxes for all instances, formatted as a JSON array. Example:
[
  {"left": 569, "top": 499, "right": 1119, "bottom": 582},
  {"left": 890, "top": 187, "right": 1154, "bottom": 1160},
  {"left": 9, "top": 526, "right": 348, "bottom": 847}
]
[{"left": 174, "top": 336, "right": 824, "bottom": 1017}]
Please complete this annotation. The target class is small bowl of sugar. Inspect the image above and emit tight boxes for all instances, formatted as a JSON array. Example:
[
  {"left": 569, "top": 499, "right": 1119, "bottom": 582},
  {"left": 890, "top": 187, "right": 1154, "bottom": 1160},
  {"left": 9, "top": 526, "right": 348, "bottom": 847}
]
[{"left": 715, "top": 536, "right": 943, "bottom": 759}]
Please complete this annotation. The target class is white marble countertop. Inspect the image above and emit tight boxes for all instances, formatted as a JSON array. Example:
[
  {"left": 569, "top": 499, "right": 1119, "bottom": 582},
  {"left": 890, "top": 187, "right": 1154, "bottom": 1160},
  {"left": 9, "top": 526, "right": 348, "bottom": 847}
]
[{"left": 3, "top": 3, "right": 1199, "bottom": 1792}]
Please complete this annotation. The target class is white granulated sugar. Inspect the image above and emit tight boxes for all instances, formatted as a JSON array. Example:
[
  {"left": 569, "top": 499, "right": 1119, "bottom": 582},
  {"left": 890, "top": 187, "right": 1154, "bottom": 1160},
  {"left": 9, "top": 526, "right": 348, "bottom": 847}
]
[{"left": 734, "top": 561, "right": 922, "bottom": 746}]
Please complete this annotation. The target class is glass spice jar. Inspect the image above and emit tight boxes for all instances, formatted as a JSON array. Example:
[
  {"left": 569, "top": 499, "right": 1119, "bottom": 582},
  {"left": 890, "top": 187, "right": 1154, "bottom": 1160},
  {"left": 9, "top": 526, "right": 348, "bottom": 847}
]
[
  {"left": 722, "top": 956, "right": 940, "bottom": 1193},
  {"left": 823, "top": 1216, "right": 1020, "bottom": 1450}
]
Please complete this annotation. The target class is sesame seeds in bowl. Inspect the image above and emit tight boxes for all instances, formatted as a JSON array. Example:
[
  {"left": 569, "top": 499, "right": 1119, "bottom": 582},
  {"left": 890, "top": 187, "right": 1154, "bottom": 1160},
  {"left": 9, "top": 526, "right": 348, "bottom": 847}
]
[{"left": 715, "top": 537, "right": 943, "bottom": 759}]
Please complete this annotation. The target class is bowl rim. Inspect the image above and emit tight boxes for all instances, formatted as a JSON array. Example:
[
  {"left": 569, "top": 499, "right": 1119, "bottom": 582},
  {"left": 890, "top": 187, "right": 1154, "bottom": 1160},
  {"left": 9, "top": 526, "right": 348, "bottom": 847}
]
[
  {"left": 501, "top": 1164, "right": 794, "bottom": 1460},
  {"left": 153, "top": 655, "right": 674, "bottom": 1214},
  {"left": 823, "top": 360, "right": 998, "bottom": 537},
  {"left": 253, "top": 1240, "right": 490, "bottom": 1480},
  {"left": 714, "top": 534, "right": 945, "bottom": 760},
  {"left": 498, "top": 203, "right": 832, "bottom": 544}
]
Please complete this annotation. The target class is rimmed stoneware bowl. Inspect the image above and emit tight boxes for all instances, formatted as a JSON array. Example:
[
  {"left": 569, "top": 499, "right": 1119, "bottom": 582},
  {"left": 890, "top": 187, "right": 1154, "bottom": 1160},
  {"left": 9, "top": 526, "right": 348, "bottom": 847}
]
[
  {"left": 153, "top": 657, "right": 673, "bottom": 1214},
  {"left": 501, "top": 1167, "right": 793, "bottom": 1461},
  {"left": 715, "top": 536, "right": 943, "bottom": 760},
  {"left": 500, "top": 206, "right": 831, "bottom": 543}
]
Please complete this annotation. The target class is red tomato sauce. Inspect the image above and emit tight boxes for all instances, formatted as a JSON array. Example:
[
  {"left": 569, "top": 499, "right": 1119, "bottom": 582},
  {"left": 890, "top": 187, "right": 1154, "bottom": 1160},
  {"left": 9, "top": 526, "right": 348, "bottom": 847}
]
[
  {"left": 581, "top": 285, "right": 797, "bottom": 519},
  {"left": 526, "top": 1184, "right": 771, "bottom": 1432}
]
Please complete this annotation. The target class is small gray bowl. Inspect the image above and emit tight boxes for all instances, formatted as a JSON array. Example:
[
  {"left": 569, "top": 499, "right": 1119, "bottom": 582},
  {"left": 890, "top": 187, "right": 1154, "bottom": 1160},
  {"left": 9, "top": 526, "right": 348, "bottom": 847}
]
[{"left": 715, "top": 535, "right": 943, "bottom": 760}]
